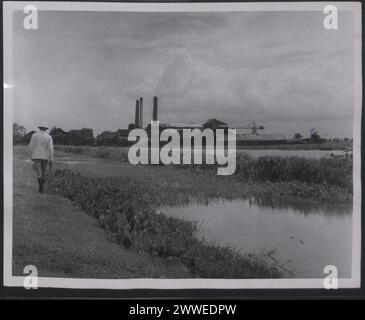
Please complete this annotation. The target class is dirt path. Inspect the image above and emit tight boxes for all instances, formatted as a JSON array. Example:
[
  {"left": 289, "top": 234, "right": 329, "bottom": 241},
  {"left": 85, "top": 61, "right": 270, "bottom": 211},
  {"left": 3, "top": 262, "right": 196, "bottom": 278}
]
[{"left": 12, "top": 154, "right": 191, "bottom": 278}]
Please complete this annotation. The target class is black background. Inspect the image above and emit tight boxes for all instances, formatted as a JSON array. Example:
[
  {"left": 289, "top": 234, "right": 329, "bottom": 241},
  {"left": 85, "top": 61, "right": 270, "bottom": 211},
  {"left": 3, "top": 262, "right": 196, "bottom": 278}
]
[{"left": 0, "top": 0, "right": 364, "bottom": 301}]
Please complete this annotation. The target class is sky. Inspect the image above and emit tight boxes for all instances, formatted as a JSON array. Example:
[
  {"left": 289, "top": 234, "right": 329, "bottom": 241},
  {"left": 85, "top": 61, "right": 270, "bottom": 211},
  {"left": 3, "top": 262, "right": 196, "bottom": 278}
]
[{"left": 12, "top": 10, "right": 355, "bottom": 138}]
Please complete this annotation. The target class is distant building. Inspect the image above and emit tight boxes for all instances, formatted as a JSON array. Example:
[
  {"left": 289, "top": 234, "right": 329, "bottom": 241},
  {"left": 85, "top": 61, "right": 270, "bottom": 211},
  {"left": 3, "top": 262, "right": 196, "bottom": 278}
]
[
  {"left": 116, "top": 129, "right": 130, "bottom": 145},
  {"left": 96, "top": 129, "right": 131, "bottom": 146},
  {"left": 81, "top": 128, "right": 93, "bottom": 138},
  {"left": 236, "top": 133, "right": 287, "bottom": 145},
  {"left": 203, "top": 119, "right": 228, "bottom": 130},
  {"left": 160, "top": 122, "right": 203, "bottom": 130},
  {"left": 96, "top": 131, "right": 115, "bottom": 145},
  {"left": 49, "top": 127, "right": 94, "bottom": 145},
  {"left": 159, "top": 119, "right": 228, "bottom": 132},
  {"left": 66, "top": 128, "right": 94, "bottom": 146},
  {"left": 50, "top": 127, "right": 68, "bottom": 145}
]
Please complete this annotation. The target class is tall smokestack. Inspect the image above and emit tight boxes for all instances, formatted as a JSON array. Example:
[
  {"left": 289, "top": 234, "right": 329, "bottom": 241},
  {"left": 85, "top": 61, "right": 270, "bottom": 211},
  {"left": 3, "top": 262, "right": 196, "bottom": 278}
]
[
  {"left": 139, "top": 97, "right": 143, "bottom": 128},
  {"left": 135, "top": 100, "right": 140, "bottom": 128},
  {"left": 153, "top": 96, "right": 158, "bottom": 121}
]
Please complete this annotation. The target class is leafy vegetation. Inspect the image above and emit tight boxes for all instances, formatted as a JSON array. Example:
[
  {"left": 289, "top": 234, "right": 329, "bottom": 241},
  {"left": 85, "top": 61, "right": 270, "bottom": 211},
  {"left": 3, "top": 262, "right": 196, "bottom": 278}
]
[
  {"left": 49, "top": 169, "right": 285, "bottom": 278},
  {"left": 51, "top": 145, "right": 353, "bottom": 203},
  {"left": 236, "top": 139, "right": 352, "bottom": 151},
  {"left": 177, "top": 154, "right": 352, "bottom": 202},
  {"left": 235, "top": 155, "right": 352, "bottom": 191},
  {"left": 54, "top": 145, "right": 128, "bottom": 161}
]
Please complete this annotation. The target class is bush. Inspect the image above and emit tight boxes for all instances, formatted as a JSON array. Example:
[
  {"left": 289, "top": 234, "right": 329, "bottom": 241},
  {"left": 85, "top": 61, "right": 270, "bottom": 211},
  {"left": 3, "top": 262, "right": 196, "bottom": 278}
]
[
  {"left": 49, "top": 168, "right": 284, "bottom": 278},
  {"left": 182, "top": 154, "right": 352, "bottom": 192},
  {"left": 235, "top": 156, "right": 352, "bottom": 191},
  {"left": 95, "top": 149, "right": 112, "bottom": 159}
]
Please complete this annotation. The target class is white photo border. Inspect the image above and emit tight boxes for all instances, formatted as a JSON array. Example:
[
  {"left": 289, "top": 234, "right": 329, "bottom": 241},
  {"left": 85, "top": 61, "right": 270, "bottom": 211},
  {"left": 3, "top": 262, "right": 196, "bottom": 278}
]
[{"left": 3, "top": 1, "right": 362, "bottom": 289}]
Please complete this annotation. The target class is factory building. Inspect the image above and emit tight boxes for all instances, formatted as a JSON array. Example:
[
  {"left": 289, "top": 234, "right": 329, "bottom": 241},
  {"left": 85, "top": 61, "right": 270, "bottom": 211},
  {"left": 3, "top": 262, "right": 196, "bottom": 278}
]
[
  {"left": 50, "top": 127, "right": 94, "bottom": 145},
  {"left": 45, "top": 96, "right": 287, "bottom": 147}
]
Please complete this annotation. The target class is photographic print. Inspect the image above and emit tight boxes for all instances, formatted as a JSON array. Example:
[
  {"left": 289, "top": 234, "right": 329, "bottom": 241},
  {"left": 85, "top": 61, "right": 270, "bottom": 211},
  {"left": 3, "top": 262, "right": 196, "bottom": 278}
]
[{"left": 3, "top": 2, "right": 362, "bottom": 290}]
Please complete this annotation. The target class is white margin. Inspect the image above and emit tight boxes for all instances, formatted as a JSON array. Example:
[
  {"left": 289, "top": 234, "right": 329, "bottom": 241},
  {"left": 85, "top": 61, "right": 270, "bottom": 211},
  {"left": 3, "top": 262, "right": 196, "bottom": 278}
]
[{"left": 3, "top": 1, "right": 362, "bottom": 290}]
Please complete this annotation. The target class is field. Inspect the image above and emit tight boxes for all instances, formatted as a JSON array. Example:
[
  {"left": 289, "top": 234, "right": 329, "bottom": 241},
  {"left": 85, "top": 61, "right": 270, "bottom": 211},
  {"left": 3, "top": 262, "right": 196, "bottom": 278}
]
[
  {"left": 52, "top": 145, "right": 353, "bottom": 203},
  {"left": 12, "top": 154, "right": 192, "bottom": 278},
  {"left": 236, "top": 140, "right": 352, "bottom": 151},
  {"left": 13, "top": 145, "right": 353, "bottom": 278}
]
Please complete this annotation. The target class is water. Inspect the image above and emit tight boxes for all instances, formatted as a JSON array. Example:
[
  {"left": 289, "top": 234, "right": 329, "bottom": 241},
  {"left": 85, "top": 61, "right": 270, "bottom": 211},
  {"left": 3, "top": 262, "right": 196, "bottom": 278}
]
[
  {"left": 138, "top": 147, "right": 346, "bottom": 159},
  {"left": 236, "top": 149, "right": 346, "bottom": 159},
  {"left": 162, "top": 197, "right": 352, "bottom": 278},
  {"left": 25, "top": 158, "right": 89, "bottom": 165}
]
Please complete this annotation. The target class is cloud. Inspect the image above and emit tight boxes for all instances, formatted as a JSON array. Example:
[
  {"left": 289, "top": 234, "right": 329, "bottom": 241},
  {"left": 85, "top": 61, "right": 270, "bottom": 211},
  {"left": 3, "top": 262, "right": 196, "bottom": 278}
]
[
  {"left": 121, "top": 44, "right": 353, "bottom": 126},
  {"left": 12, "top": 10, "right": 355, "bottom": 137}
]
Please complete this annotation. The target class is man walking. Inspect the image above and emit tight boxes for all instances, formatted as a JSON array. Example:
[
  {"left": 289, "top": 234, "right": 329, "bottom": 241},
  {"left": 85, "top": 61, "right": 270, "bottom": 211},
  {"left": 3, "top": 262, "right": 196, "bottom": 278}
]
[{"left": 29, "top": 123, "right": 54, "bottom": 193}]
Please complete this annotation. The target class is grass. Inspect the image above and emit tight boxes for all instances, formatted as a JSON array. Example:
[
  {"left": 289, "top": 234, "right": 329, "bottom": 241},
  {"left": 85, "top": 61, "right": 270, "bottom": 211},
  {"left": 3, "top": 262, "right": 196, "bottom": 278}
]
[
  {"left": 236, "top": 140, "right": 352, "bottom": 151},
  {"left": 13, "top": 146, "right": 287, "bottom": 278},
  {"left": 49, "top": 168, "right": 286, "bottom": 278},
  {"left": 13, "top": 144, "right": 353, "bottom": 278},
  {"left": 179, "top": 154, "right": 352, "bottom": 202},
  {"left": 12, "top": 156, "right": 191, "bottom": 278},
  {"left": 52, "top": 140, "right": 353, "bottom": 153},
  {"left": 31, "top": 145, "right": 353, "bottom": 204},
  {"left": 54, "top": 145, "right": 129, "bottom": 161},
  {"left": 17, "top": 145, "right": 353, "bottom": 205}
]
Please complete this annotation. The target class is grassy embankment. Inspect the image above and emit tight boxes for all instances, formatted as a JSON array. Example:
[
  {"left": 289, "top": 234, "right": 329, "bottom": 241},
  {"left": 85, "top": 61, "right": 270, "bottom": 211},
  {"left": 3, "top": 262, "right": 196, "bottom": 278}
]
[
  {"left": 54, "top": 144, "right": 353, "bottom": 204},
  {"left": 14, "top": 145, "right": 352, "bottom": 278},
  {"left": 53, "top": 145, "right": 351, "bottom": 277},
  {"left": 13, "top": 154, "right": 191, "bottom": 278},
  {"left": 236, "top": 140, "right": 352, "bottom": 151},
  {"left": 49, "top": 168, "right": 285, "bottom": 278}
]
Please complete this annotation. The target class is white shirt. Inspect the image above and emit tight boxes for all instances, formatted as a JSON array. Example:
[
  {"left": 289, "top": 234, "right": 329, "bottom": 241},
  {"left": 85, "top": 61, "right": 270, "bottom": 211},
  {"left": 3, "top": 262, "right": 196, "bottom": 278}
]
[{"left": 29, "top": 130, "right": 54, "bottom": 161}]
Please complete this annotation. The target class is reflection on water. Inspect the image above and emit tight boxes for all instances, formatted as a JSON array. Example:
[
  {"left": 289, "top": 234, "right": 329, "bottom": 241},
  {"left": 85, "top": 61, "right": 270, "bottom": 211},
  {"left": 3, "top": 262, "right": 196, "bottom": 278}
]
[
  {"left": 138, "top": 148, "right": 345, "bottom": 159},
  {"left": 162, "top": 196, "right": 352, "bottom": 278},
  {"left": 24, "top": 158, "right": 89, "bottom": 165},
  {"left": 247, "top": 195, "right": 351, "bottom": 216},
  {"left": 237, "top": 149, "right": 345, "bottom": 159}
]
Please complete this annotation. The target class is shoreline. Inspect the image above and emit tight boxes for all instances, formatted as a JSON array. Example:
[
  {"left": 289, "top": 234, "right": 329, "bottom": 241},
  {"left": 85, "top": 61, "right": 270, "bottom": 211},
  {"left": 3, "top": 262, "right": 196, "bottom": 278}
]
[
  {"left": 12, "top": 156, "right": 192, "bottom": 278},
  {"left": 13, "top": 145, "right": 353, "bottom": 278}
]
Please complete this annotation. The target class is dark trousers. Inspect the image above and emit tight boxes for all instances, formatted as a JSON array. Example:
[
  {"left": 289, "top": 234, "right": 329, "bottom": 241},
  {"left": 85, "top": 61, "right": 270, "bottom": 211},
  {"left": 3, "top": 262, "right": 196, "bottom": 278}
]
[{"left": 32, "top": 159, "right": 49, "bottom": 179}]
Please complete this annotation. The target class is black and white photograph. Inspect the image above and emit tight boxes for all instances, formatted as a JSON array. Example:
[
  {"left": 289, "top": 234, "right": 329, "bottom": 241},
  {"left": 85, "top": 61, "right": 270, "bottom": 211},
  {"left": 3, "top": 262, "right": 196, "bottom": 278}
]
[{"left": 3, "top": 1, "right": 362, "bottom": 290}]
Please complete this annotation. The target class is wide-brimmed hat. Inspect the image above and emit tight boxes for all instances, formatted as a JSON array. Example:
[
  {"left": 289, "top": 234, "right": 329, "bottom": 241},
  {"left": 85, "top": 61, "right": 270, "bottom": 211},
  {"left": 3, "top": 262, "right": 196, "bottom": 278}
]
[{"left": 38, "top": 122, "right": 49, "bottom": 129}]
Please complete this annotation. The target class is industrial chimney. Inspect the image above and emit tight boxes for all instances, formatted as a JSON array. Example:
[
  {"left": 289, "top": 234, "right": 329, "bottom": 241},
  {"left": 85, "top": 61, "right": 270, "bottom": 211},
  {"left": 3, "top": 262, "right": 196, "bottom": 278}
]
[
  {"left": 135, "top": 100, "right": 140, "bottom": 128},
  {"left": 153, "top": 96, "right": 158, "bottom": 121},
  {"left": 139, "top": 97, "right": 143, "bottom": 129}
]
